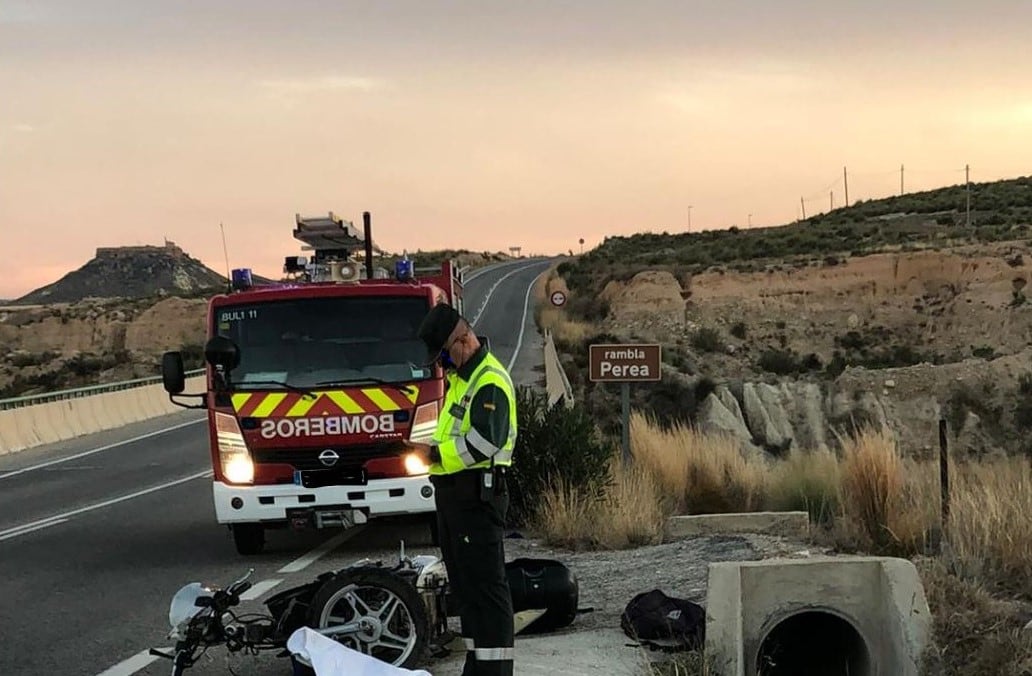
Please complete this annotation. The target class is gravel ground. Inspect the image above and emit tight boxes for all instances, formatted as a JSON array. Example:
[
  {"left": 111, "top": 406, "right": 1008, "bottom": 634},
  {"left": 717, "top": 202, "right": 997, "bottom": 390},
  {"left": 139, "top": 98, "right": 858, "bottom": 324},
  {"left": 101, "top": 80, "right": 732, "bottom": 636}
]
[{"left": 496, "top": 531, "right": 820, "bottom": 635}]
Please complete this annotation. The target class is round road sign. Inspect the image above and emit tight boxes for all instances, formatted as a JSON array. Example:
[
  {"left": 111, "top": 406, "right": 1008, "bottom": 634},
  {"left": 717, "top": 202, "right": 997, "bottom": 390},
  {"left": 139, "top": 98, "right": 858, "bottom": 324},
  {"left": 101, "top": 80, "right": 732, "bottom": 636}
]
[{"left": 550, "top": 290, "right": 567, "bottom": 307}]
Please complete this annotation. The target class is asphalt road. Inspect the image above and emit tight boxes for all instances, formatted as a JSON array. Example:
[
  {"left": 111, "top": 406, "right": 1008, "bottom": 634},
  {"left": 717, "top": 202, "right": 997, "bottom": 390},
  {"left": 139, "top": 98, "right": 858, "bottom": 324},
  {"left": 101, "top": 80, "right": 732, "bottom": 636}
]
[{"left": 0, "top": 257, "right": 554, "bottom": 676}]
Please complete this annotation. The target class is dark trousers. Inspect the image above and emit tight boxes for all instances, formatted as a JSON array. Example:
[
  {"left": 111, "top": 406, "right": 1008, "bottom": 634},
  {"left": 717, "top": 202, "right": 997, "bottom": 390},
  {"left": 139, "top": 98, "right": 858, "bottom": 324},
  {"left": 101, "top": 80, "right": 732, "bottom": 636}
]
[{"left": 431, "top": 469, "right": 514, "bottom": 676}]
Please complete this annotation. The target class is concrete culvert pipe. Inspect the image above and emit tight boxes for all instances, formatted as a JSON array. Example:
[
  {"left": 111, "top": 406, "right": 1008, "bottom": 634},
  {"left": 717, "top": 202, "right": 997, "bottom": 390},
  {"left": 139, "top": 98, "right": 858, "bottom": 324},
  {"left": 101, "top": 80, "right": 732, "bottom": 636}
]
[{"left": 755, "top": 610, "right": 872, "bottom": 676}]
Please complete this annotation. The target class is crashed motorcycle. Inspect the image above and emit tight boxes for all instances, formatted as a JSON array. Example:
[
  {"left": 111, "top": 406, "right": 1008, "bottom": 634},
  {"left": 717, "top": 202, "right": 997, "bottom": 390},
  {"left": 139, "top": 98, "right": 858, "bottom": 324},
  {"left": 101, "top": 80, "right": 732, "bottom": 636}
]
[{"left": 150, "top": 542, "right": 578, "bottom": 675}]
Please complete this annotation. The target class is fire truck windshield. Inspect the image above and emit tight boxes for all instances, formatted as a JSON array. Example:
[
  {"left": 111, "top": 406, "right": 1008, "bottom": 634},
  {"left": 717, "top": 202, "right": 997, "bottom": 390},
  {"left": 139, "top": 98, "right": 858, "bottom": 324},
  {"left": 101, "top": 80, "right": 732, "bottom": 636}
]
[{"left": 214, "top": 295, "right": 434, "bottom": 388}]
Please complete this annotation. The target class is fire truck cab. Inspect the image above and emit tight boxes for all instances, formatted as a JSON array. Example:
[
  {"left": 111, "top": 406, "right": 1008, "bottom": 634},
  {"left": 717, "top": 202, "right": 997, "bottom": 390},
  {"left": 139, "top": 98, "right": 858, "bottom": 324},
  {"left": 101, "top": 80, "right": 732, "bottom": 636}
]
[{"left": 161, "top": 211, "right": 466, "bottom": 554}]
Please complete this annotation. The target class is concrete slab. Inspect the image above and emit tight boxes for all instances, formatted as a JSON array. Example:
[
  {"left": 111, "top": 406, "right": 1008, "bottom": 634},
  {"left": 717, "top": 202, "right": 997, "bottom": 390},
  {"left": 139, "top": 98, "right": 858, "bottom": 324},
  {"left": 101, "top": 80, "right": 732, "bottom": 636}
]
[
  {"left": 705, "top": 556, "right": 932, "bottom": 676},
  {"left": 666, "top": 511, "right": 810, "bottom": 540},
  {"left": 427, "top": 627, "right": 645, "bottom": 675}
]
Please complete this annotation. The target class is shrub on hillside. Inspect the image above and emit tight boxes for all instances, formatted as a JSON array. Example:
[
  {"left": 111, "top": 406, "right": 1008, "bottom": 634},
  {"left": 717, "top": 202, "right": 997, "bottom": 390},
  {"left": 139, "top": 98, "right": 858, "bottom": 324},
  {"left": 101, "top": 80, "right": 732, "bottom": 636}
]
[
  {"left": 757, "top": 348, "right": 822, "bottom": 375},
  {"left": 690, "top": 327, "right": 723, "bottom": 352},
  {"left": 508, "top": 386, "right": 614, "bottom": 526}
]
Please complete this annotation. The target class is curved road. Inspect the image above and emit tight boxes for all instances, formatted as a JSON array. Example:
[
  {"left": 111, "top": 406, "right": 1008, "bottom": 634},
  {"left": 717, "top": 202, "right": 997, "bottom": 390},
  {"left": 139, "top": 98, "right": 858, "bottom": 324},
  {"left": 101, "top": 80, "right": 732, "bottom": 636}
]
[{"left": 0, "top": 257, "right": 552, "bottom": 676}]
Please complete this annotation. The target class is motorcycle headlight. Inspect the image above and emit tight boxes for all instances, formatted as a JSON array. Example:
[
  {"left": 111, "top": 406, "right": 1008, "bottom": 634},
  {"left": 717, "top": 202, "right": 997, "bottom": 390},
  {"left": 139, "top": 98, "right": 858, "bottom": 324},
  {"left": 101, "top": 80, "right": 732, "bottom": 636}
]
[{"left": 169, "top": 582, "right": 212, "bottom": 632}]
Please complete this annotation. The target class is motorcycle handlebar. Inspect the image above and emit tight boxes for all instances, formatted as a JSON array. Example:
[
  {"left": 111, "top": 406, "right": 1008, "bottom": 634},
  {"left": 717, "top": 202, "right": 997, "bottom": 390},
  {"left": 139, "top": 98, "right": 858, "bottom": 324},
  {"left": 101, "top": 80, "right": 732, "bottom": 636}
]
[{"left": 229, "top": 580, "right": 252, "bottom": 597}]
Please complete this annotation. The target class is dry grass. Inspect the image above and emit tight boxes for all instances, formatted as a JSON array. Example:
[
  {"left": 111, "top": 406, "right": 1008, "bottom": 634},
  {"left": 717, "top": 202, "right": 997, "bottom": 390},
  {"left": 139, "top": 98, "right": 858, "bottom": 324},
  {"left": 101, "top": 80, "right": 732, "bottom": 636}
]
[
  {"left": 630, "top": 413, "right": 765, "bottom": 515},
  {"left": 764, "top": 445, "right": 841, "bottom": 524},
  {"left": 918, "top": 557, "right": 1032, "bottom": 676},
  {"left": 529, "top": 403, "right": 1032, "bottom": 672},
  {"left": 945, "top": 456, "right": 1032, "bottom": 594},
  {"left": 536, "top": 456, "right": 667, "bottom": 550},
  {"left": 832, "top": 427, "right": 939, "bottom": 555},
  {"left": 534, "top": 411, "right": 1032, "bottom": 674}
]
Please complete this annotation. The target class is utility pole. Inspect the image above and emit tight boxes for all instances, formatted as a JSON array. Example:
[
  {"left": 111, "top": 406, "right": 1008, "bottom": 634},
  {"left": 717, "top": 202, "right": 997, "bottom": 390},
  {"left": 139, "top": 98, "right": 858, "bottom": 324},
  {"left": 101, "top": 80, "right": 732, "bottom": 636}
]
[
  {"left": 965, "top": 164, "right": 971, "bottom": 228},
  {"left": 830, "top": 191, "right": 834, "bottom": 211},
  {"left": 687, "top": 205, "right": 692, "bottom": 232},
  {"left": 900, "top": 164, "right": 905, "bottom": 195},
  {"left": 843, "top": 166, "right": 849, "bottom": 206},
  {"left": 800, "top": 197, "right": 807, "bottom": 220},
  {"left": 748, "top": 213, "right": 752, "bottom": 227}
]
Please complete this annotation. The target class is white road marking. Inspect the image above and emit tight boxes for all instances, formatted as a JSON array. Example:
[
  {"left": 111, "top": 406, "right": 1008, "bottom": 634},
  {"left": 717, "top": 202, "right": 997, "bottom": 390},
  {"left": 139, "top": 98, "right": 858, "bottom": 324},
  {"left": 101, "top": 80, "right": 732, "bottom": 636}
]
[
  {"left": 508, "top": 268, "right": 549, "bottom": 372},
  {"left": 95, "top": 648, "right": 162, "bottom": 676},
  {"left": 278, "top": 527, "right": 366, "bottom": 574},
  {"left": 470, "top": 261, "right": 545, "bottom": 327},
  {"left": 0, "top": 517, "right": 70, "bottom": 542},
  {"left": 239, "top": 577, "right": 284, "bottom": 601},
  {"left": 0, "top": 417, "right": 206, "bottom": 481},
  {"left": 0, "top": 469, "right": 211, "bottom": 542}
]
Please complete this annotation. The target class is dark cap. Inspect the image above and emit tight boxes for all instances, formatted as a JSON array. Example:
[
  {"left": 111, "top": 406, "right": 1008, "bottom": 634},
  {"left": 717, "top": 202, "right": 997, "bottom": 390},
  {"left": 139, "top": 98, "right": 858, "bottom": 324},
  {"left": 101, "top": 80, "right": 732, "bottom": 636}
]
[{"left": 417, "top": 302, "right": 462, "bottom": 357}]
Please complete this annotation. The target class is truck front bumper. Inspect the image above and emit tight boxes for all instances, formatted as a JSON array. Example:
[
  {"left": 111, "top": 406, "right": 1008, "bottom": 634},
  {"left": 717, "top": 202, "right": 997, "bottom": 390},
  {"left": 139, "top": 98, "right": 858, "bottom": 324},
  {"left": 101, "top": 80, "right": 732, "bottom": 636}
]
[{"left": 212, "top": 475, "right": 436, "bottom": 526}]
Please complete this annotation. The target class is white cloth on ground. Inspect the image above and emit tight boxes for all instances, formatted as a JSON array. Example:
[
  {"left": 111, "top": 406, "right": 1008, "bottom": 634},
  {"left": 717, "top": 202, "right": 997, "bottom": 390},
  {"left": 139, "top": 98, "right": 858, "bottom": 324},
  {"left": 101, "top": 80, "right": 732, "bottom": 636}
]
[{"left": 286, "top": 626, "right": 433, "bottom": 676}]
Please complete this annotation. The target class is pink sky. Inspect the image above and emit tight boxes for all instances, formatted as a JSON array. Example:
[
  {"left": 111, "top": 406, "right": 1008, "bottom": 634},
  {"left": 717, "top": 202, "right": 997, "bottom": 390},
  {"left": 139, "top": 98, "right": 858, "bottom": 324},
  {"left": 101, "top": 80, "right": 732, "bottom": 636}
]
[{"left": 2, "top": 0, "right": 1032, "bottom": 298}]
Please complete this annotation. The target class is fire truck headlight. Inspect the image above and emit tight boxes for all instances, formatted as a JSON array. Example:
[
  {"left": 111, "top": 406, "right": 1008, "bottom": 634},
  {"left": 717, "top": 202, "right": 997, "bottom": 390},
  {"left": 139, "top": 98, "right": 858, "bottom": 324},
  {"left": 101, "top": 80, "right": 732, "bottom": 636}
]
[
  {"left": 223, "top": 454, "right": 255, "bottom": 484},
  {"left": 404, "top": 453, "right": 429, "bottom": 476},
  {"left": 215, "top": 411, "right": 253, "bottom": 485}
]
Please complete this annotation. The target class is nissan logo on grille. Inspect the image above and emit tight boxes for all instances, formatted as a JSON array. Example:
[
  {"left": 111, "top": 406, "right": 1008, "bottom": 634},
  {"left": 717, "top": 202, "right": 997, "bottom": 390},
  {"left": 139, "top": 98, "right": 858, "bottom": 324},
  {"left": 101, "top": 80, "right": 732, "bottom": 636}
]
[{"left": 318, "top": 449, "right": 340, "bottom": 467}]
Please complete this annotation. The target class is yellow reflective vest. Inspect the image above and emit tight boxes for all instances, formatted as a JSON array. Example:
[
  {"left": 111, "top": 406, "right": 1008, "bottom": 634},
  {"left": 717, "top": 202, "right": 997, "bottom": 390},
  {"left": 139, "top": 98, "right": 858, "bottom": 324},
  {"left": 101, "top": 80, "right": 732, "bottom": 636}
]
[{"left": 429, "top": 351, "right": 517, "bottom": 475}]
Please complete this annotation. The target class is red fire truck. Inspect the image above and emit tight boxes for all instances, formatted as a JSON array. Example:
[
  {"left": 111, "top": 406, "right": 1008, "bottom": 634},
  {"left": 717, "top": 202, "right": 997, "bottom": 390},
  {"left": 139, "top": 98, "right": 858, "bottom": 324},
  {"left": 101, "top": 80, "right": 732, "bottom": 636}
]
[{"left": 161, "top": 211, "right": 466, "bottom": 554}]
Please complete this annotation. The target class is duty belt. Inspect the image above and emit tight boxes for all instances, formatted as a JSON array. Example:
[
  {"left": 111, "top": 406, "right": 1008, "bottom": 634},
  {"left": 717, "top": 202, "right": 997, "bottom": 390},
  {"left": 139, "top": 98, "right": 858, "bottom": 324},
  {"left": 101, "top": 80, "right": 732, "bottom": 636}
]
[{"left": 429, "top": 466, "right": 506, "bottom": 486}]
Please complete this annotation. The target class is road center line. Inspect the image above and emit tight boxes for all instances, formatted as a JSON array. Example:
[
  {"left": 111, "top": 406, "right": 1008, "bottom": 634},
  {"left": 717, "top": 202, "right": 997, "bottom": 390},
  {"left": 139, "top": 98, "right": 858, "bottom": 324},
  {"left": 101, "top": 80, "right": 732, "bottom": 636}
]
[
  {"left": 508, "top": 267, "right": 549, "bottom": 373},
  {"left": 239, "top": 577, "right": 284, "bottom": 601},
  {"left": 0, "top": 417, "right": 206, "bottom": 480},
  {"left": 0, "top": 469, "right": 211, "bottom": 541},
  {"left": 95, "top": 649, "right": 161, "bottom": 676},
  {"left": 0, "top": 517, "right": 70, "bottom": 542}
]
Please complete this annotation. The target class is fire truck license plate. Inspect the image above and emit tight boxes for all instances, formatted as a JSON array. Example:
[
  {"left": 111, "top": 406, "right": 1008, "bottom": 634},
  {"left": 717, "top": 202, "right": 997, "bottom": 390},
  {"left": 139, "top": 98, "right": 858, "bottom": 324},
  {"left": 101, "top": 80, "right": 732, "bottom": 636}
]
[{"left": 294, "top": 468, "right": 367, "bottom": 488}]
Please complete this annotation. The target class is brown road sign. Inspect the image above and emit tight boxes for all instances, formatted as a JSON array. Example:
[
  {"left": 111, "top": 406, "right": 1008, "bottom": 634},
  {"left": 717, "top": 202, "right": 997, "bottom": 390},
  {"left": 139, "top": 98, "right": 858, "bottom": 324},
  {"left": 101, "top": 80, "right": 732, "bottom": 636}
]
[{"left": 588, "top": 343, "right": 662, "bottom": 382}]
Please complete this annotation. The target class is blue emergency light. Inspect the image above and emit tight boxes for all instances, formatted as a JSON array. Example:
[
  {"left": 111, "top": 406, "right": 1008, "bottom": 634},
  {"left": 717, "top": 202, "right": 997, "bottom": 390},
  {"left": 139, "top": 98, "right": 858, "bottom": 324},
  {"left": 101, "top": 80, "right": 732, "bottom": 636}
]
[
  {"left": 395, "top": 257, "right": 413, "bottom": 281},
  {"left": 231, "top": 268, "right": 253, "bottom": 291}
]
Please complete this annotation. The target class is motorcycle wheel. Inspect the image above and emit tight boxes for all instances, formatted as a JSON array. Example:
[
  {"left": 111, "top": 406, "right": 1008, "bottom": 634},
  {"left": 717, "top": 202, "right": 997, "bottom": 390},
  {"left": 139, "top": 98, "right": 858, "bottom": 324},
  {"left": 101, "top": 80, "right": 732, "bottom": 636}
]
[{"left": 306, "top": 567, "right": 430, "bottom": 670}]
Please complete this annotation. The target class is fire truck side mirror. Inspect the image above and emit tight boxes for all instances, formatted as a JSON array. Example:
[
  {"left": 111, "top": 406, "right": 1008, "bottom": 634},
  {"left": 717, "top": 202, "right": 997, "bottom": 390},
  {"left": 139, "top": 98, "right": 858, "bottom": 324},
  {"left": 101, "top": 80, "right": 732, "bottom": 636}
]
[
  {"left": 161, "top": 352, "right": 186, "bottom": 394},
  {"left": 204, "top": 336, "right": 241, "bottom": 372}
]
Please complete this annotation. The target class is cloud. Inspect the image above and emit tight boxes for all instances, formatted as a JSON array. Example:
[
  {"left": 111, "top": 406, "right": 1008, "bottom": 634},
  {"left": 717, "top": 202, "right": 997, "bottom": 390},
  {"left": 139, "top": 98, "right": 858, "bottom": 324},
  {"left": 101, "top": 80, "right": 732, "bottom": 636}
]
[
  {"left": 257, "top": 75, "right": 388, "bottom": 94},
  {"left": 12, "top": 123, "right": 34, "bottom": 132}
]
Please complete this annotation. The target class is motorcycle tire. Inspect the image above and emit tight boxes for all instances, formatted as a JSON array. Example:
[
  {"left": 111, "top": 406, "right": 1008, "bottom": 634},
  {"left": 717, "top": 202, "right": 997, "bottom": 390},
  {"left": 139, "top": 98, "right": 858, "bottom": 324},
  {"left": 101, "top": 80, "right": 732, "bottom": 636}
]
[{"left": 305, "top": 566, "right": 430, "bottom": 670}]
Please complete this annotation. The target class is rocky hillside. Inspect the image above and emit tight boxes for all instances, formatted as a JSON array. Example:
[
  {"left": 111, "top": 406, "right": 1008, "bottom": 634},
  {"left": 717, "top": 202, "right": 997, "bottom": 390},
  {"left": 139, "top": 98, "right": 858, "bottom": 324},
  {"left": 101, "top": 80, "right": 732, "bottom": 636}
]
[
  {"left": 548, "top": 174, "right": 1032, "bottom": 458},
  {"left": 0, "top": 296, "right": 208, "bottom": 398},
  {"left": 13, "top": 241, "right": 227, "bottom": 305}
]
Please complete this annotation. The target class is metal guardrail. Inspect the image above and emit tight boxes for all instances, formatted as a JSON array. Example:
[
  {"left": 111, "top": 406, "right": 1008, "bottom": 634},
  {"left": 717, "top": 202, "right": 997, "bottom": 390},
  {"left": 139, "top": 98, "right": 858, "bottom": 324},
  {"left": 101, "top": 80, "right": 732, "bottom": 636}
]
[
  {"left": 0, "top": 368, "right": 205, "bottom": 411},
  {"left": 543, "top": 329, "right": 575, "bottom": 408}
]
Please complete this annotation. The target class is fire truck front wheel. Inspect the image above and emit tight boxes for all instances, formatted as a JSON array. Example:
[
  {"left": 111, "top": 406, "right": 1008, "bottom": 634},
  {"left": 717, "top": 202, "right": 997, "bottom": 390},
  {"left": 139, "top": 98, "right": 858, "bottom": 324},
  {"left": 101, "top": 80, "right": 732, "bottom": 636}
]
[{"left": 231, "top": 523, "right": 265, "bottom": 555}]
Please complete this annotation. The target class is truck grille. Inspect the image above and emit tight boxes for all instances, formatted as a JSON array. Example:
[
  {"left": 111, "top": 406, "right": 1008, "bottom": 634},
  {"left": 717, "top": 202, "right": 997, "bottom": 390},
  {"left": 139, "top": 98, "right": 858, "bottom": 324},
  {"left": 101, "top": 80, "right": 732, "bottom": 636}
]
[{"left": 252, "top": 446, "right": 397, "bottom": 471}]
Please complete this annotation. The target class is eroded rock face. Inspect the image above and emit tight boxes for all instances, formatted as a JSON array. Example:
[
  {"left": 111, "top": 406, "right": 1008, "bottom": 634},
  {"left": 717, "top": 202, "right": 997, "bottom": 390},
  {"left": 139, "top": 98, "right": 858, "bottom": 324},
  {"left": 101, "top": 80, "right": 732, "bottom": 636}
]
[{"left": 694, "top": 378, "right": 900, "bottom": 456}]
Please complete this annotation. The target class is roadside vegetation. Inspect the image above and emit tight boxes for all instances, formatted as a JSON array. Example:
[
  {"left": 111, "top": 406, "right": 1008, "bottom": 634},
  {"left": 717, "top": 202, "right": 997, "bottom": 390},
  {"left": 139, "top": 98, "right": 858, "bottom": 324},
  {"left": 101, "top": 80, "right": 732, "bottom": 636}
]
[
  {"left": 513, "top": 390, "right": 1032, "bottom": 675},
  {"left": 519, "top": 194, "right": 1032, "bottom": 674}
]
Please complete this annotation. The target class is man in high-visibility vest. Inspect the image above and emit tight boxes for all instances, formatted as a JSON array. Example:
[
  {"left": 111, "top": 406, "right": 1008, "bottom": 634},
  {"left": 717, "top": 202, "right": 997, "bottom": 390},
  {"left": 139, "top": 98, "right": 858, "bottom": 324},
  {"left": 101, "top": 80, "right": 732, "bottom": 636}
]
[{"left": 413, "top": 302, "right": 517, "bottom": 676}]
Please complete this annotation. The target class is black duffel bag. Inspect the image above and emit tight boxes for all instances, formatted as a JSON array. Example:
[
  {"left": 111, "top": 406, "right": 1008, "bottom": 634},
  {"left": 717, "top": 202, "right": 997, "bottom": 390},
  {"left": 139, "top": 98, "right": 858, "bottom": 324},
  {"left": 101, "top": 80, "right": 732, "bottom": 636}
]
[
  {"left": 620, "top": 589, "right": 705, "bottom": 652},
  {"left": 505, "top": 557, "right": 579, "bottom": 633}
]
